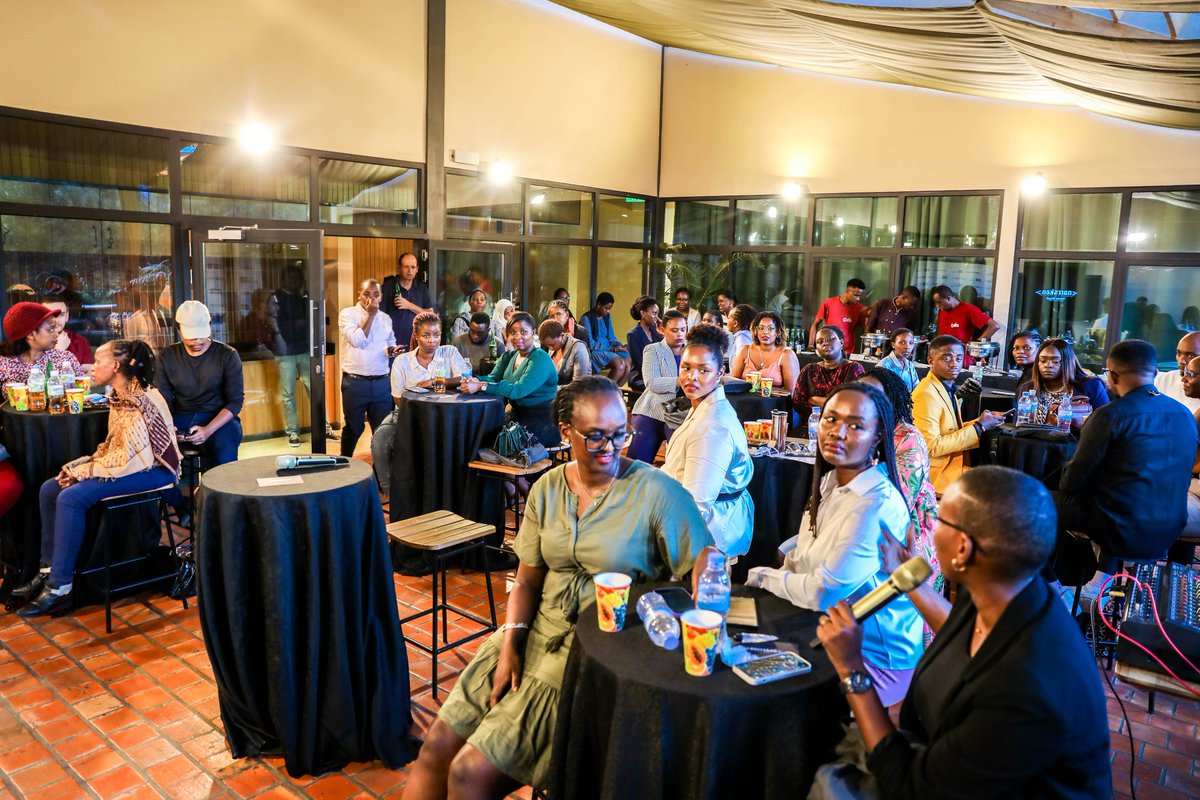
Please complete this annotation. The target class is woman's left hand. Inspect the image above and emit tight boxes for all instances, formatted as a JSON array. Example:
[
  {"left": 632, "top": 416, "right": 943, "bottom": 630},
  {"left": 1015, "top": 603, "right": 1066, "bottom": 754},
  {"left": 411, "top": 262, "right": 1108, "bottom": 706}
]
[
  {"left": 816, "top": 600, "right": 868, "bottom": 678},
  {"left": 461, "top": 378, "right": 484, "bottom": 394}
]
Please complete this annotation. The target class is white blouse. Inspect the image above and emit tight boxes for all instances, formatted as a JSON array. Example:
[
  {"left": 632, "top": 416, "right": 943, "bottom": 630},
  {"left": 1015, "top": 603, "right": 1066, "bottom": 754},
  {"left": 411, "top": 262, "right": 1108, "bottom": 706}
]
[{"left": 390, "top": 345, "right": 467, "bottom": 395}]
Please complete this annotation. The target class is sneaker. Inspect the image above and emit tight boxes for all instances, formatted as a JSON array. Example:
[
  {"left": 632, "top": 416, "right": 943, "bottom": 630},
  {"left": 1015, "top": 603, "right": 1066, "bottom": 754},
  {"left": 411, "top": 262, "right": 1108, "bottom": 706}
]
[
  {"left": 325, "top": 423, "right": 340, "bottom": 441},
  {"left": 288, "top": 433, "right": 301, "bottom": 447}
]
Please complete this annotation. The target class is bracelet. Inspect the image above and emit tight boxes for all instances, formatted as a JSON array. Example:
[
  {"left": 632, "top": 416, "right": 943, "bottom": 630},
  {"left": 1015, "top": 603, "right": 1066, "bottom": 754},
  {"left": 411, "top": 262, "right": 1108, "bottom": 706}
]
[{"left": 500, "top": 622, "right": 529, "bottom": 633}]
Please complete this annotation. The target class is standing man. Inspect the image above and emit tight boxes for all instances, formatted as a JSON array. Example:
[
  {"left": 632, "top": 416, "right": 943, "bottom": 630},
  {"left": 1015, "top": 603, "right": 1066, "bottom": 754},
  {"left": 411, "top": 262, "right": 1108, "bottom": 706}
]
[
  {"left": 381, "top": 252, "right": 434, "bottom": 350},
  {"left": 912, "top": 335, "right": 1005, "bottom": 494},
  {"left": 276, "top": 264, "right": 312, "bottom": 447},
  {"left": 674, "top": 287, "right": 700, "bottom": 328},
  {"left": 865, "top": 286, "right": 921, "bottom": 334},
  {"left": 339, "top": 280, "right": 398, "bottom": 457},
  {"left": 930, "top": 284, "right": 999, "bottom": 345},
  {"left": 1154, "top": 331, "right": 1200, "bottom": 414},
  {"left": 810, "top": 278, "right": 867, "bottom": 347}
]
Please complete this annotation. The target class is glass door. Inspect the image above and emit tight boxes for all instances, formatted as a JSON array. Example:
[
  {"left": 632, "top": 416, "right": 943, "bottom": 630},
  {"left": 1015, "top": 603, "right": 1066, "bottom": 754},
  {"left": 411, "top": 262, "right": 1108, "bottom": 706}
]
[
  {"left": 428, "top": 241, "right": 520, "bottom": 337},
  {"left": 190, "top": 228, "right": 327, "bottom": 454}
]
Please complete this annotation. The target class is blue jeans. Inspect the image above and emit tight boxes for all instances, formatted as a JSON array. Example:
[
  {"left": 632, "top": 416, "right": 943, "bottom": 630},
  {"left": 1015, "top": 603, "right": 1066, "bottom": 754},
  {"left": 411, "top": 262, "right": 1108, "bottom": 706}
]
[
  {"left": 39, "top": 466, "right": 176, "bottom": 587},
  {"left": 166, "top": 411, "right": 241, "bottom": 509},
  {"left": 278, "top": 353, "right": 311, "bottom": 436},
  {"left": 341, "top": 374, "right": 392, "bottom": 457}
]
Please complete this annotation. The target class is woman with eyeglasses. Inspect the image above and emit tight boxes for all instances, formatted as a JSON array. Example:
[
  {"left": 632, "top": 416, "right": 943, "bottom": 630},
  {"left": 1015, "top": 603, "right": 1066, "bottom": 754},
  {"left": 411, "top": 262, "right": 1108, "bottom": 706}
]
[
  {"left": 731, "top": 310, "right": 800, "bottom": 396},
  {"left": 664, "top": 324, "right": 756, "bottom": 558},
  {"left": 747, "top": 382, "right": 922, "bottom": 706},
  {"left": 1016, "top": 337, "right": 1108, "bottom": 430},
  {"left": 1008, "top": 330, "right": 1042, "bottom": 386},
  {"left": 404, "top": 376, "right": 712, "bottom": 798},
  {"left": 461, "top": 312, "right": 560, "bottom": 447}
]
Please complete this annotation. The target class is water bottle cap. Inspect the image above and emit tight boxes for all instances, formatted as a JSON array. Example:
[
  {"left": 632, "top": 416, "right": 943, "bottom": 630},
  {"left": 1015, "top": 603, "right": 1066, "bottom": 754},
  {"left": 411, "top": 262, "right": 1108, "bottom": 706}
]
[{"left": 706, "top": 550, "right": 727, "bottom": 568}]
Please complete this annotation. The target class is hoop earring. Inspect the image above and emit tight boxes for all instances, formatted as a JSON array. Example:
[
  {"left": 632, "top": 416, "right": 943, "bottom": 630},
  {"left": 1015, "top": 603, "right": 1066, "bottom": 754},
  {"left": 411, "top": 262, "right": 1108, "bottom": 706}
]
[{"left": 950, "top": 557, "right": 965, "bottom": 573}]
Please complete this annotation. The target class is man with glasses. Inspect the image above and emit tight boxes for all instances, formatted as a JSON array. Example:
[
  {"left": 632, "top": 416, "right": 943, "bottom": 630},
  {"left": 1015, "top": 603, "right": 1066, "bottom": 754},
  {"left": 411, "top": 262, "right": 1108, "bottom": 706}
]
[
  {"left": 1153, "top": 331, "right": 1200, "bottom": 413},
  {"left": 1054, "top": 339, "right": 1196, "bottom": 597},
  {"left": 912, "top": 336, "right": 1004, "bottom": 494}
]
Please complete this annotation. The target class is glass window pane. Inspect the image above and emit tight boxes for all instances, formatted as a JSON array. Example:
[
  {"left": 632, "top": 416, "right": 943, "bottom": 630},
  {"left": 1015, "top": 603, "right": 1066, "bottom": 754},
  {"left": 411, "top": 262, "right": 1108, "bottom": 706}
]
[
  {"left": 0, "top": 116, "right": 169, "bottom": 213},
  {"left": 181, "top": 141, "right": 309, "bottom": 221},
  {"left": 1020, "top": 192, "right": 1120, "bottom": 251},
  {"left": 898, "top": 255, "right": 996, "bottom": 337},
  {"left": 734, "top": 198, "right": 807, "bottom": 246},
  {"left": 1011, "top": 259, "right": 1112, "bottom": 371},
  {"left": 655, "top": 252, "right": 723, "bottom": 314},
  {"left": 813, "top": 257, "right": 890, "bottom": 344},
  {"left": 318, "top": 159, "right": 420, "bottom": 227},
  {"left": 902, "top": 194, "right": 999, "bottom": 249},
  {"left": 529, "top": 186, "right": 592, "bottom": 239},
  {"left": 1120, "top": 265, "right": 1200, "bottom": 370},
  {"left": 436, "top": 250, "right": 510, "bottom": 331},
  {"left": 1128, "top": 192, "right": 1200, "bottom": 253},
  {"left": 528, "top": 244, "right": 591, "bottom": 321},
  {"left": 596, "top": 248, "right": 648, "bottom": 330},
  {"left": 2, "top": 214, "right": 174, "bottom": 353},
  {"left": 731, "top": 253, "right": 806, "bottom": 330},
  {"left": 663, "top": 200, "right": 731, "bottom": 246},
  {"left": 446, "top": 174, "right": 522, "bottom": 235},
  {"left": 813, "top": 197, "right": 897, "bottom": 248},
  {"left": 597, "top": 194, "right": 649, "bottom": 243}
]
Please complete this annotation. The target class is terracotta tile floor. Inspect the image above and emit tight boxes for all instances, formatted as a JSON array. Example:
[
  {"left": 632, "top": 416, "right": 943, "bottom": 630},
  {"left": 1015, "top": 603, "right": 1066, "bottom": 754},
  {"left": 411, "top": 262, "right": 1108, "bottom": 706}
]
[{"left": 0, "top": 568, "right": 1197, "bottom": 798}]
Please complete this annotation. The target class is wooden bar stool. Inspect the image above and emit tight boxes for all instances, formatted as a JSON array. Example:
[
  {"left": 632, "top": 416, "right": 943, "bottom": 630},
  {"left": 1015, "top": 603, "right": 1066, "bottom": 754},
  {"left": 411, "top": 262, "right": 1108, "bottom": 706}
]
[
  {"left": 387, "top": 510, "right": 499, "bottom": 699},
  {"left": 468, "top": 459, "right": 554, "bottom": 536}
]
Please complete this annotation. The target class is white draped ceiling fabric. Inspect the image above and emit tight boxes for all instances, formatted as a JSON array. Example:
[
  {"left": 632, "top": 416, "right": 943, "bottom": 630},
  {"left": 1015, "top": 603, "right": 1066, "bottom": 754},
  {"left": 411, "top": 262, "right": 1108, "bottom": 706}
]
[{"left": 551, "top": 0, "right": 1200, "bottom": 129}]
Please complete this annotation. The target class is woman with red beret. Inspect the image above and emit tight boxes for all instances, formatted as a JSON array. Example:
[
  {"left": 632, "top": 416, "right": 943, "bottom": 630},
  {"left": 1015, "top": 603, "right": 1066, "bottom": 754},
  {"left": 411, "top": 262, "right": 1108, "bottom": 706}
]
[{"left": 0, "top": 302, "right": 81, "bottom": 391}]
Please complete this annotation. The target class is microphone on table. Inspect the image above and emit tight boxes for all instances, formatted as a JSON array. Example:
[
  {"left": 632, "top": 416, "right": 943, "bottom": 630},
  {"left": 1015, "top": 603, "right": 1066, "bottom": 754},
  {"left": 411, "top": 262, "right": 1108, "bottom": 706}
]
[
  {"left": 276, "top": 455, "right": 351, "bottom": 470},
  {"left": 809, "top": 557, "right": 932, "bottom": 648}
]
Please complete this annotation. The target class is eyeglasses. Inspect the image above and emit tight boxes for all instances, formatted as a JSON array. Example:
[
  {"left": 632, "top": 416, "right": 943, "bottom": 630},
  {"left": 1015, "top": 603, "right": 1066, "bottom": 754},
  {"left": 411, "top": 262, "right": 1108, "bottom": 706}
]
[
  {"left": 1012, "top": 345, "right": 1034, "bottom": 352},
  {"left": 1185, "top": 369, "right": 1200, "bottom": 379},
  {"left": 754, "top": 325, "right": 777, "bottom": 333},
  {"left": 939, "top": 516, "right": 988, "bottom": 555},
  {"left": 568, "top": 425, "right": 636, "bottom": 453}
]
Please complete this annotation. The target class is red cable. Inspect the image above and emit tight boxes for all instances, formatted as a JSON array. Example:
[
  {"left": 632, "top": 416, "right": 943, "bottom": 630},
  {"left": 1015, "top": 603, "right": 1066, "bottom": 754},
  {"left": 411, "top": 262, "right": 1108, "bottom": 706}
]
[{"left": 1096, "top": 572, "right": 1200, "bottom": 699}]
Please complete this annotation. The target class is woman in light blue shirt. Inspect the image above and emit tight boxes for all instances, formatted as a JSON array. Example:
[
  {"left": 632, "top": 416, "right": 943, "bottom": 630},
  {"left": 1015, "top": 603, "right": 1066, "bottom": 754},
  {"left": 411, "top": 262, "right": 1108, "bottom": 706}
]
[{"left": 879, "top": 327, "right": 920, "bottom": 392}]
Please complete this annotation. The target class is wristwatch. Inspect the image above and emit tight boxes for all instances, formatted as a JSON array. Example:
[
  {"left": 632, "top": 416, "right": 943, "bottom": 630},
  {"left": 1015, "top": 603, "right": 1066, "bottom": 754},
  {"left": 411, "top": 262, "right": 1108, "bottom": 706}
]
[{"left": 838, "top": 670, "right": 874, "bottom": 695}]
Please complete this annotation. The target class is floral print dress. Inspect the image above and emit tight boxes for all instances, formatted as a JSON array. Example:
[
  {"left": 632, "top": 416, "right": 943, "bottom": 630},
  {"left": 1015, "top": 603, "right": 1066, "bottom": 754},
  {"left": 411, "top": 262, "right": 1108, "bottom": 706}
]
[{"left": 894, "top": 421, "right": 942, "bottom": 642}]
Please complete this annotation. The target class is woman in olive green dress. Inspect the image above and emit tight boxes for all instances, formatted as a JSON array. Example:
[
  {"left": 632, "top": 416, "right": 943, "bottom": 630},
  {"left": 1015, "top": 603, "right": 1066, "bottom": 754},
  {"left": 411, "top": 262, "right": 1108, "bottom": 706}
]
[{"left": 403, "top": 376, "right": 713, "bottom": 798}]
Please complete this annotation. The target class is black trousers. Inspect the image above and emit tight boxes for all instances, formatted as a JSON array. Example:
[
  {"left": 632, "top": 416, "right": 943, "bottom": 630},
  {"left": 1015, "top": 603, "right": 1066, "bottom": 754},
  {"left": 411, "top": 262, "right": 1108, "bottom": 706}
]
[{"left": 340, "top": 374, "right": 392, "bottom": 457}]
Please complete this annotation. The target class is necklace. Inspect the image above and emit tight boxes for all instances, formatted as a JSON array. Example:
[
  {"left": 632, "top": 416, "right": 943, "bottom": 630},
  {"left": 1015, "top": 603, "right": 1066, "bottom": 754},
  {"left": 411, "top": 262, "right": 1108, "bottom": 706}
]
[
  {"left": 748, "top": 346, "right": 781, "bottom": 371},
  {"left": 572, "top": 463, "right": 617, "bottom": 507}
]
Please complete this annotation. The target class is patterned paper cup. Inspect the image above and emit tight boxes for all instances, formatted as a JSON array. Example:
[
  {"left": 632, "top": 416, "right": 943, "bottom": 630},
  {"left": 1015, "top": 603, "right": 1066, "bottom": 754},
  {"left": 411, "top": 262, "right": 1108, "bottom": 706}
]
[
  {"left": 8, "top": 384, "right": 28, "bottom": 411},
  {"left": 74, "top": 375, "right": 91, "bottom": 392},
  {"left": 681, "top": 609, "right": 723, "bottom": 676},
  {"left": 594, "top": 572, "right": 633, "bottom": 632},
  {"left": 745, "top": 371, "right": 761, "bottom": 392},
  {"left": 66, "top": 388, "right": 85, "bottom": 414},
  {"left": 760, "top": 377, "right": 774, "bottom": 397}
]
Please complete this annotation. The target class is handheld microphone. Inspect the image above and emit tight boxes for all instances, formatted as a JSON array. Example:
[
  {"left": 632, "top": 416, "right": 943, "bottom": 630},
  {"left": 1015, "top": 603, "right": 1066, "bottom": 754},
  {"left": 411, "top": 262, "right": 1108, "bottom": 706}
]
[
  {"left": 809, "top": 556, "right": 932, "bottom": 648},
  {"left": 275, "top": 455, "right": 351, "bottom": 470}
]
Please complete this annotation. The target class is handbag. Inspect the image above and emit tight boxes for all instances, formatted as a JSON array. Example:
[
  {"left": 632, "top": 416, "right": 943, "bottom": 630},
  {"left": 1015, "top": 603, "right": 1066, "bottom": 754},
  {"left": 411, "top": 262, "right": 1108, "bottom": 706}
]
[{"left": 479, "top": 419, "right": 549, "bottom": 468}]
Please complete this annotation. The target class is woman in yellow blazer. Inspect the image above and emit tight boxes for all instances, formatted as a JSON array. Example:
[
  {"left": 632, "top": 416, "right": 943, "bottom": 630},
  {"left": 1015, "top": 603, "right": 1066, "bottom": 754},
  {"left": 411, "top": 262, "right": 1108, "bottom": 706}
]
[{"left": 911, "top": 336, "right": 1004, "bottom": 494}]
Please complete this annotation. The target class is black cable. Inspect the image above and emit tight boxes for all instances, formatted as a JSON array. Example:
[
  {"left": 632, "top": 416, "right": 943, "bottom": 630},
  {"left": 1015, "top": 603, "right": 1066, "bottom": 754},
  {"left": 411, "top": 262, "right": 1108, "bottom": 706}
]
[{"left": 1090, "top": 593, "right": 1136, "bottom": 799}]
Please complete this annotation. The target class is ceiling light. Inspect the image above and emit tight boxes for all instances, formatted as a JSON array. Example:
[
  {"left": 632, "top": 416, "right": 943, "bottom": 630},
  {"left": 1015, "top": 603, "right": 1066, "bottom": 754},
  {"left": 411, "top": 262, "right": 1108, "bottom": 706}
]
[
  {"left": 530, "top": 193, "right": 545, "bottom": 205},
  {"left": 767, "top": 206, "right": 778, "bottom": 219},
  {"left": 781, "top": 182, "right": 803, "bottom": 201},
  {"left": 488, "top": 161, "right": 514, "bottom": 183},
  {"left": 1021, "top": 172, "right": 1047, "bottom": 196},
  {"left": 1128, "top": 231, "right": 1148, "bottom": 243},
  {"left": 239, "top": 123, "right": 273, "bottom": 155}
]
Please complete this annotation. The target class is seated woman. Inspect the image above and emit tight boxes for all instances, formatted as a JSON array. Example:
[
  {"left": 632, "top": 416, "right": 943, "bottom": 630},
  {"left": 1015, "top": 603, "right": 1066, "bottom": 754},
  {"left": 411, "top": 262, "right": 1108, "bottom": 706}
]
[
  {"left": 0, "top": 302, "right": 82, "bottom": 392},
  {"left": 731, "top": 310, "right": 800, "bottom": 396},
  {"left": 391, "top": 312, "right": 468, "bottom": 393},
  {"left": 1017, "top": 337, "right": 1108, "bottom": 429},
  {"left": 42, "top": 298, "right": 94, "bottom": 372},
  {"left": 814, "top": 467, "right": 1110, "bottom": 799},
  {"left": 462, "top": 312, "right": 560, "bottom": 447},
  {"left": 625, "top": 295, "right": 662, "bottom": 391},
  {"left": 747, "top": 383, "right": 922, "bottom": 706},
  {"left": 664, "top": 323, "right": 755, "bottom": 558},
  {"left": 793, "top": 326, "right": 865, "bottom": 412},
  {"left": 17, "top": 340, "right": 181, "bottom": 617},
  {"left": 1009, "top": 329, "right": 1042, "bottom": 387},
  {"left": 402, "top": 376, "right": 712, "bottom": 798},
  {"left": 451, "top": 289, "right": 490, "bottom": 339},
  {"left": 726, "top": 304, "right": 756, "bottom": 363},
  {"left": 859, "top": 368, "right": 941, "bottom": 601},
  {"left": 538, "top": 319, "right": 591, "bottom": 386},
  {"left": 628, "top": 310, "right": 688, "bottom": 463},
  {"left": 878, "top": 328, "right": 919, "bottom": 392},
  {"left": 579, "top": 292, "right": 631, "bottom": 386},
  {"left": 547, "top": 299, "right": 589, "bottom": 351},
  {"left": 493, "top": 299, "right": 516, "bottom": 329}
]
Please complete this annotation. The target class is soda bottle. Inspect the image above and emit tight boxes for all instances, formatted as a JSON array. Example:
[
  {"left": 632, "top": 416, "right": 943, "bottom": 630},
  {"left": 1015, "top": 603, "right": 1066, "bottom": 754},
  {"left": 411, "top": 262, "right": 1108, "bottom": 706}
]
[
  {"left": 46, "top": 366, "right": 66, "bottom": 415},
  {"left": 488, "top": 336, "right": 498, "bottom": 358},
  {"left": 636, "top": 592, "right": 680, "bottom": 650},
  {"left": 807, "top": 406, "right": 821, "bottom": 442},
  {"left": 27, "top": 365, "right": 47, "bottom": 411}
]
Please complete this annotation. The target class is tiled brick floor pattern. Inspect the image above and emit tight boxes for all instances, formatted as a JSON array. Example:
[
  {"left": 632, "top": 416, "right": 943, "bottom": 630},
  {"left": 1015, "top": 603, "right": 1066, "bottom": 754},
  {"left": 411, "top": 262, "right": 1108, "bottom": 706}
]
[{"left": 0, "top": 569, "right": 1195, "bottom": 798}]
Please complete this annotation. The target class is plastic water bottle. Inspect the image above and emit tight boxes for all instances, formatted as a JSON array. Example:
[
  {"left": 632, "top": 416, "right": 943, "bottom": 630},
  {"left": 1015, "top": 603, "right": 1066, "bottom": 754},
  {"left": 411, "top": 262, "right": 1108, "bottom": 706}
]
[
  {"left": 696, "top": 551, "right": 731, "bottom": 619},
  {"left": 807, "top": 406, "right": 820, "bottom": 442},
  {"left": 1057, "top": 397, "right": 1073, "bottom": 433},
  {"left": 636, "top": 592, "right": 680, "bottom": 650},
  {"left": 460, "top": 362, "right": 472, "bottom": 382},
  {"left": 1016, "top": 391, "right": 1030, "bottom": 426},
  {"left": 46, "top": 365, "right": 65, "bottom": 415},
  {"left": 27, "top": 364, "right": 47, "bottom": 411}
]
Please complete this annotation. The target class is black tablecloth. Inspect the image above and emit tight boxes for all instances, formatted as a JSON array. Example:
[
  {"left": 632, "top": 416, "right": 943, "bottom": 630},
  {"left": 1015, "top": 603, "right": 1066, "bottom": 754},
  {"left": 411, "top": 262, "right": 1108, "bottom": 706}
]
[
  {"left": 550, "top": 586, "right": 846, "bottom": 800},
  {"left": 741, "top": 455, "right": 813, "bottom": 582},
  {"left": 0, "top": 405, "right": 109, "bottom": 582},
  {"left": 388, "top": 392, "right": 505, "bottom": 526},
  {"left": 983, "top": 425, "right": 1076, "bottom": 487},
  {"left": 195, "top": 456, "right": 414, "bottom": 777},
  {"left": 726, "top": 391, "right": 792, "bottom": 425}
]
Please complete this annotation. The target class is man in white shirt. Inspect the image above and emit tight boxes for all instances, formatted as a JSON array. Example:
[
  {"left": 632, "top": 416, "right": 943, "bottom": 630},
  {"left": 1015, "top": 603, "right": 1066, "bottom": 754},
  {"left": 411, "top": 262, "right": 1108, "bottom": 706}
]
[
  {"left": 338, "top": 280, "right": 398, "bottom": 456},
  {"left": 1154, "top": 331, "right": 1200, "bottom": 414}
]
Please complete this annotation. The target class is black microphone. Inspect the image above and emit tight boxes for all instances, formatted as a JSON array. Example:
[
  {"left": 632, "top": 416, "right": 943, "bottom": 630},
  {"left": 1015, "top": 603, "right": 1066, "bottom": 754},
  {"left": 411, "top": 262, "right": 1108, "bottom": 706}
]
[
  {"left": 809, "top": 557, "right": 932, "bottom": 648},
  {"left": 275, "top": 455, "right": 351, "bottom": 470}
]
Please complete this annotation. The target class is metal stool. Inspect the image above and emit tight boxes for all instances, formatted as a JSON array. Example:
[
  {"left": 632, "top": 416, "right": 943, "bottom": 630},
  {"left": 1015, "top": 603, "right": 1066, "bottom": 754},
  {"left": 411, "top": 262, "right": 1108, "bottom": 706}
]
[
  {"left": 177, "top": 446, "right": 206, "bottom": 537},
  {"left": 388, "top": 510, "right": 498, "bottom": 699},
  {"left": 546, "top": 440, "right": 571, "bottom": 465},
  {"left": 76, "top": 485, "right": 187, "bottom": 633}
]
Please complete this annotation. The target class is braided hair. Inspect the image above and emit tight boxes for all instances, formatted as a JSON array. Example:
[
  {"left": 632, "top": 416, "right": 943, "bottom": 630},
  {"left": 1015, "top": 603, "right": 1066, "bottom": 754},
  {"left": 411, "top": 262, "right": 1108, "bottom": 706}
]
[
  {"left": 862, "top": 367, "right": 915, "bottom": 425},
  {"left": 105, "top": 339, "right": 157, "bottom": 388},
  {"left": 409, "top": 311, "right": 440, "bottom": 351},
  {"left": 806, "top": 382, "right": 902, "bottom": 532},
  {"left": 553, "top": 375, "right": 622, "bottom": 427}
]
